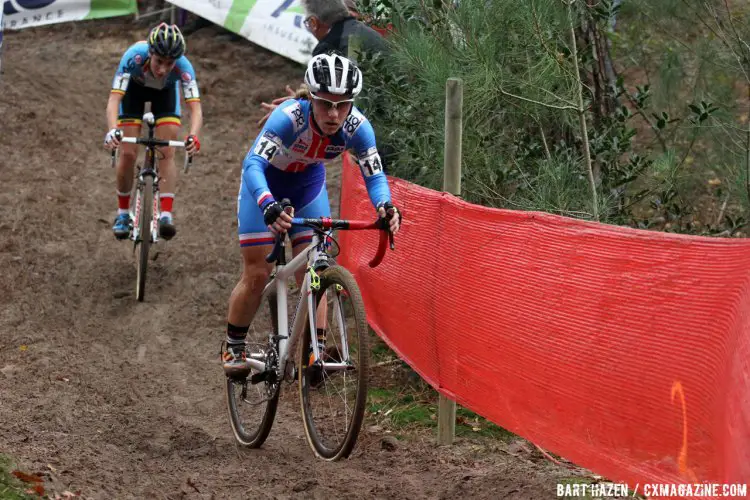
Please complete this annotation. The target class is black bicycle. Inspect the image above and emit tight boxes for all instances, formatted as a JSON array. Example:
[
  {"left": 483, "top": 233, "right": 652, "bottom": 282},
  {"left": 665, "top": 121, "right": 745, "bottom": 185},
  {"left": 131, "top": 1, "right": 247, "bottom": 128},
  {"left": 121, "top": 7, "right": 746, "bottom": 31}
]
[{"left": 111, "top": 112, "right": 193, "bottom": 301}]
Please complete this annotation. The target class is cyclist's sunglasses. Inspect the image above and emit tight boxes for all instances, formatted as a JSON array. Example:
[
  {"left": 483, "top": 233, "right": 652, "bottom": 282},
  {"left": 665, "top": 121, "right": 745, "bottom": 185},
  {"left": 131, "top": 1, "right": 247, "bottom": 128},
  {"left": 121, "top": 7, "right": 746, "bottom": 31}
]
[{"left": 310, "top": 93, "right": 355, "bottom": 111}]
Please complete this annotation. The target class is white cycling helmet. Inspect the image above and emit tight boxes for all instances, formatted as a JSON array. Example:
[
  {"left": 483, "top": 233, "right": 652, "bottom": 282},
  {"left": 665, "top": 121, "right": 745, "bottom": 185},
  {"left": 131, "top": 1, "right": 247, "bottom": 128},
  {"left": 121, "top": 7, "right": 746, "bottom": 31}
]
[{"left": 304, "top": 52, "right": 363, "bottom": 97}]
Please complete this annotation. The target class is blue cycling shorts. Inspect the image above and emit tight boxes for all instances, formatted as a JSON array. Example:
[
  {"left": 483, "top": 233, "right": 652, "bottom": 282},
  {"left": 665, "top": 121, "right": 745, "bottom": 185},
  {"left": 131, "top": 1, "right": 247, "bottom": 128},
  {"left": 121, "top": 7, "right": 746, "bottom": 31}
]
[{"left": 237, "top": 163, "right": 330, "bottom": 248}]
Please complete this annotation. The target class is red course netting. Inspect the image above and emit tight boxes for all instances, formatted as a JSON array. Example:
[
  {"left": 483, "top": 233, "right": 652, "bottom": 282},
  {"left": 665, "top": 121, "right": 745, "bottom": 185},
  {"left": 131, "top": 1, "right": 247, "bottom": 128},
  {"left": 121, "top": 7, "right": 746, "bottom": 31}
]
[{"left": 337, "top": 155, "right": 750, "bottom": 493}]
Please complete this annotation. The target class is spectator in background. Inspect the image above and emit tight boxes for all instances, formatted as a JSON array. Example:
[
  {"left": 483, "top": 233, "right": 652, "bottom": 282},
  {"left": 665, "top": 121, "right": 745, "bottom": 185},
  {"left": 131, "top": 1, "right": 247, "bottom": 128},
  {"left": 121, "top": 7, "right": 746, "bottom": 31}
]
[
  {"left": 304, "top": 0, "right": 388, "bottom": 59},
  {"left": 256, "top": 0, "right": 388, "bottom": 128}
]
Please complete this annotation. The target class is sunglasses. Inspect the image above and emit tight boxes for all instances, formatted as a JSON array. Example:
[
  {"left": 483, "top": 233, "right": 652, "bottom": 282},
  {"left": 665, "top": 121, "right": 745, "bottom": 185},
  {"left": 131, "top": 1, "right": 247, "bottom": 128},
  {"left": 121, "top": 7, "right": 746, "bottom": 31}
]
[{"left": 310, "top": 93, "right": 355, "bottom": 111}]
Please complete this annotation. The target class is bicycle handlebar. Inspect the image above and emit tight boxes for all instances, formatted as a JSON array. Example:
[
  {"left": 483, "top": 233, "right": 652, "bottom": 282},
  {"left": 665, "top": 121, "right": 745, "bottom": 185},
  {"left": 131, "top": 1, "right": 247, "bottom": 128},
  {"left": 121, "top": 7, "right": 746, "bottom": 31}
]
[
  {"left": 120, "top": 137, "right": 188, "bottom": 148},
  {"left": 110, "top": 130, "right": 195, "bottom": 172},
  {"left": 264, "top": 215, "right": 395, "bottom": 268}
]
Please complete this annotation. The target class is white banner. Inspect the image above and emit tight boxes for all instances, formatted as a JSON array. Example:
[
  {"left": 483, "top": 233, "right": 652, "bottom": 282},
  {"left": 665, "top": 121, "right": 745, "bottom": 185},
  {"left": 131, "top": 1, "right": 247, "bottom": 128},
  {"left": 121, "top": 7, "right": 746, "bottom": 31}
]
[
  {"left": 166, "top": 0, "right": 317, "bottom": 65},
  {"left": 2, "top": 0, "right": 136, "bottom": 31}
]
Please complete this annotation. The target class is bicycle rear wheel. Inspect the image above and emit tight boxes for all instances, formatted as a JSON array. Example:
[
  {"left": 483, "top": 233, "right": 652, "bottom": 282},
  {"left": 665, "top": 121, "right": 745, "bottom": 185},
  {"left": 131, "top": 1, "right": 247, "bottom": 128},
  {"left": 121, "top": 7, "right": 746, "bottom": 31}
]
[
  {"left": 226, "top": 291, "right": 281, "bottom": 447},
  {"left": 298, "top": 265, "right": 368, "bottom": 460},
  {"left": 135, "top": 176, "right": 153, "bottom": 302}
]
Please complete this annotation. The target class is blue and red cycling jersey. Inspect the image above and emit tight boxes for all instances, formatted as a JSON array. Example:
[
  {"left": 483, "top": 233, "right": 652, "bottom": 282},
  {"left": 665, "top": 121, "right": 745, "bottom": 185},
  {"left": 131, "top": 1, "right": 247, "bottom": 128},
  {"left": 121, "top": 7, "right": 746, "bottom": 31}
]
[{"left": 237, "top": 98, "right": 391, "bottom": 247}]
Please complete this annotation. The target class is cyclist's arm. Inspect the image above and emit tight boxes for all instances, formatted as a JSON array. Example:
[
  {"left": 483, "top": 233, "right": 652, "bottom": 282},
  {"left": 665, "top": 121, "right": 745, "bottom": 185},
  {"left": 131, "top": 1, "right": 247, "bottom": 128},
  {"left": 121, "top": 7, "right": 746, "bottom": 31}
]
[
  {"left": 176, "top": 57, "right": 203, "bottom": 137},
  {"left": 241, "top": 101, "right": 298, "bottom": 210},
  {"left": 185, "top": 100, "right": 203, "bottom": 137},
  {"left": 106, "top": 93, "right": 124, "bottom": 131},
  {"left": 347, "top": 114, "right": 392, "bottom": 209},
  {"left": 108, "top": 44, "right": 139, "bottom": 130}
]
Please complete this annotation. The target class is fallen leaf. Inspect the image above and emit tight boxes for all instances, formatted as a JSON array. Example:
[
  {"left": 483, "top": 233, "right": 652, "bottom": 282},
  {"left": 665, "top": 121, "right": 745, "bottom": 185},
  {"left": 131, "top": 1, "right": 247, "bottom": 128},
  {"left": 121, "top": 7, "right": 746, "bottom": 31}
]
[
  {"left": 55, "top": 376, "right": 70, "bottom": 382},
  {"left": 12, "top": 470, "right": 43, "bottom": 483},
  {"left": 47, "top": 464, "right": 57, "bottom": 473},
  {"left": 472, "top": 427, "right": 481, "bottom": 432},
  {"left": 19, "top": 345, "right": 28, "bottom": 352}
]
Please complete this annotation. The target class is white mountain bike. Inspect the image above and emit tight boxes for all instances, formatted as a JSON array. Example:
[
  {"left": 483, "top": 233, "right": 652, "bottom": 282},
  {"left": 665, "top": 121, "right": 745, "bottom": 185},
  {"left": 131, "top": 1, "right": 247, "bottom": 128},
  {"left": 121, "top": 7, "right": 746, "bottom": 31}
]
[{"left": 225, "top": 201, "right": 395, "bottom": 460}]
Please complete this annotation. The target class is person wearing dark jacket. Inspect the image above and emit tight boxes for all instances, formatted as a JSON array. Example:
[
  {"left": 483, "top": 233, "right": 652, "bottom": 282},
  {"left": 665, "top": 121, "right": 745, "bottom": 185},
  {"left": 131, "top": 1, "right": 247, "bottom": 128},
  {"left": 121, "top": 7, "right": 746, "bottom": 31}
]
[
  {"left": 257, "top": 0, "right": 389, "bottom": 129},
  {"left": 304, "top": 0, "right": 389, "bottom": 58}
]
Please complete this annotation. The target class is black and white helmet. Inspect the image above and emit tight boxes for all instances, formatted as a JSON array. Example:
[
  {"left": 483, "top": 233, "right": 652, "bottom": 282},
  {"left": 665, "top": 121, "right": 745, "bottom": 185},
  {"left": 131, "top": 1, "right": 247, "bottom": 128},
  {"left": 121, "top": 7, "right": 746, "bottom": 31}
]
[{"left": 304, "top": 53, "right": 363, "bottom": 97}]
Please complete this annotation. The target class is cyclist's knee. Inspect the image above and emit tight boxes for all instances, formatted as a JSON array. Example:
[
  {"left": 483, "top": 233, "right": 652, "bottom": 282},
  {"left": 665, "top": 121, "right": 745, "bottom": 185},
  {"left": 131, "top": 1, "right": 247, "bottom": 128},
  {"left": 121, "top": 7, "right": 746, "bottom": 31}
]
[
  {"left": 241, "top": 263, "right": 270, "bottom": 290},
  {"left": 240, "top": 248, "right": 272, "bottom": 287},
  {"left": 160, "top": 146, "right": 176, "bottom": 161},
  {"left": 118, "top": 147, "right": 138, "bottom": 166},
  {"left": 156, "top": 126, "right": 178, "bottom": 162}
]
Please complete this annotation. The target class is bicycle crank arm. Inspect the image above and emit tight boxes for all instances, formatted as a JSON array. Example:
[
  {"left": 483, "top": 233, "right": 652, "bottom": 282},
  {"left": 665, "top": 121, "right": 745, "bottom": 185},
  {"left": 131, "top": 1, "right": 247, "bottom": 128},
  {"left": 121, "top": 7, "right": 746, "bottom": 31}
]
[
  {"left": 319, "top": 362, "right": 355, "bottom": 372},
  {"left": 246, "top": 359, "right": 266, "bottom": 373}
]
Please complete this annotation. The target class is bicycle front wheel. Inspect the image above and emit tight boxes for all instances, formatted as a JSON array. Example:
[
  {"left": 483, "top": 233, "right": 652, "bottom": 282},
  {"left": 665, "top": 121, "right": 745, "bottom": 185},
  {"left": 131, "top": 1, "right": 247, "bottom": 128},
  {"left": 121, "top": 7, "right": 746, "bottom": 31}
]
[
  {"left": 298, "top": 265, "right": 369, "bottom": 461},
  {"left": 226, "top": 291, "right": 281, "bottom": 448},
  {"left": 135, "top": 176, "right": 153, "bottom": 302}
]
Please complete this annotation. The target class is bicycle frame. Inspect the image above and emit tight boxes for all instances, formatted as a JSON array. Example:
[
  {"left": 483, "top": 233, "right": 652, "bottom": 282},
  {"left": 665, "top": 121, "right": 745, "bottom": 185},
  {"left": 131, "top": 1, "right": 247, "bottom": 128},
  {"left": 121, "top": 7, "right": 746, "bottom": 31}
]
[
  {"left": 131, "top": 143, "right": 160, "bottom": 245},
  {"left": 246, "top": 231, "right": 345, "bottom": 381},
  {"left": 245, "top": 214, "right": 393, "bottom": 383}
]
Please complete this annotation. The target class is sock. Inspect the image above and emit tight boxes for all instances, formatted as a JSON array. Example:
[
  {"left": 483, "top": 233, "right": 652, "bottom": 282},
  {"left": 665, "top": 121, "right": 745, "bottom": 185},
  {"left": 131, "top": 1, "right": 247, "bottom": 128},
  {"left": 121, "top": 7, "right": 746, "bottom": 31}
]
[
  {"left": 160, "top": 193, "right": 174, "bottom": 217},
  {"left": 227, "top": 323, "right": 249, "bottom": 346},
  {"left": 117, "top": 190, "right": 130, "bottom": 215}
]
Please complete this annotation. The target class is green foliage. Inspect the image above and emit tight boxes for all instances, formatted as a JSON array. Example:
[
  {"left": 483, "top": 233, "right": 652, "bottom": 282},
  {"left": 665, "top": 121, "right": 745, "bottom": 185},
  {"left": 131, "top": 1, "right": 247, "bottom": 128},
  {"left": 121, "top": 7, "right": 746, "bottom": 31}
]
[
  {"left": 357, "top": 0, "right": 750, "bottom": 235},
  {"left": 0, "top": 456, "right": 35, "bottom": 500}
]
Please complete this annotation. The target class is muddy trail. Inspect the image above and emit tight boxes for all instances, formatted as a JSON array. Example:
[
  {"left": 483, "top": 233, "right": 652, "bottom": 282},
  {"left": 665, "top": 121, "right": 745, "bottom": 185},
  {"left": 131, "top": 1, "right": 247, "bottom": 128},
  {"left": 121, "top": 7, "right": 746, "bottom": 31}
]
[{"left": 0, "top": 19, "right": 574, "bottom": 499}]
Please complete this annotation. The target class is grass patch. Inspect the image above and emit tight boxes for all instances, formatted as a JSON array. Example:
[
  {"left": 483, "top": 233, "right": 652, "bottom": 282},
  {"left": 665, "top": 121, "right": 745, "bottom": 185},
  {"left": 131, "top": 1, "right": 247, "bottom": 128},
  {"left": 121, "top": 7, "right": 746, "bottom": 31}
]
[
  {"left": 0, "top": 455, "right": 35, "bottom": 500},
  {"left": 367, "top": 331, "right": 516, "bottom": 440},
  {"left": 369, "top": 333, "right": 394, "bottom": 363},
  {"left": 366, "top": 385, "right": 515, "bottom": 440}
]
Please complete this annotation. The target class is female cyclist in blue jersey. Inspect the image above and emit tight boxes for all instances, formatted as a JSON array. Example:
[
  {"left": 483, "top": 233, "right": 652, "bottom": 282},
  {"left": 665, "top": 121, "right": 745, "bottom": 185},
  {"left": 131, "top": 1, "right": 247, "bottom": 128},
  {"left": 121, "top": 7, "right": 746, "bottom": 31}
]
[
  {"left": 222, "top": 52, "right": 402, "bottom": 377},
  {"left": 103, "top": 23, "right": 203, "bottom": 240}
]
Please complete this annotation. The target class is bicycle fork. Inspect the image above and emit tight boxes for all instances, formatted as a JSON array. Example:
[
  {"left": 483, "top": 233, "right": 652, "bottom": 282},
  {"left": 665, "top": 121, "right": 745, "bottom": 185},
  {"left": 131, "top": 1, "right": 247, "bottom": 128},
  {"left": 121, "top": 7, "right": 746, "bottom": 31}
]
[{"left": 130, "top": 173, "right": 160, "bottom": 244}]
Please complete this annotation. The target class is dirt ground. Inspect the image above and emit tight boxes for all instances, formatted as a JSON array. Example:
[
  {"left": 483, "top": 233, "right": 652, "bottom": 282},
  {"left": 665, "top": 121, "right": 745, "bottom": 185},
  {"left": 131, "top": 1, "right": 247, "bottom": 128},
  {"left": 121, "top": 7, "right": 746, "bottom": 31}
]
[{"left": 0, "top": 19, "right": 579, "bottom": 499}]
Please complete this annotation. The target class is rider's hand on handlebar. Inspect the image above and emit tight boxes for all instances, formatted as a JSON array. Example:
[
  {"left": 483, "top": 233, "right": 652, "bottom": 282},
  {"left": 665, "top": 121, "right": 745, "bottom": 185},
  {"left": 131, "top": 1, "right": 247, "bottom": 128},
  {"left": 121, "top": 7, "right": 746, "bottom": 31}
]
[
  {"left": 104, "top": 128, "right": 121, "bottom": 151},
  {"left": 185, "top": 134, "right": 200, "bottom": 156},
  {"left": 263, "top": 201, "right": 293, "bottom": 235},
  {"left": 377, "top": 201, "right": 402, "bottom": 235}
]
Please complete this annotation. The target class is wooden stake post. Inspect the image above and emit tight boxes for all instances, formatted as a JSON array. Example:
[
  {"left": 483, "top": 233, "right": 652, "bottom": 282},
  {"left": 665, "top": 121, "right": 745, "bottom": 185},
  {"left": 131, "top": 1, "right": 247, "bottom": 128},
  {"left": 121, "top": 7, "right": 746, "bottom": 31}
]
[{"left": 437, "top": 77, "right": 463, "bottom": 446}]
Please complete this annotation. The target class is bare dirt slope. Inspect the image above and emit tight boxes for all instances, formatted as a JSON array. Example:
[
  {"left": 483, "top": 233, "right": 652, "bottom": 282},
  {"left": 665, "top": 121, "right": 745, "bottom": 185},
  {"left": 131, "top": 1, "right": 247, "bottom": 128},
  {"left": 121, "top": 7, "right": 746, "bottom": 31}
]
[{"left": 0, "top": 19, "right": 574, "bottom": 499}]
